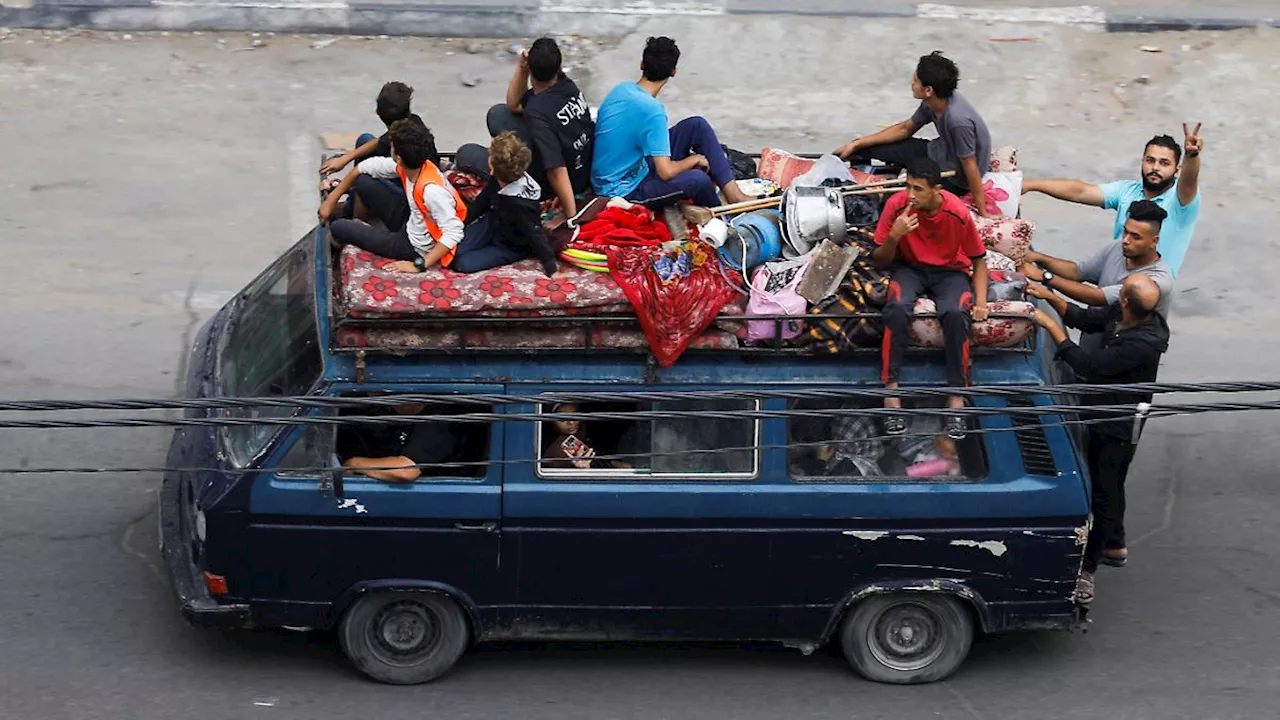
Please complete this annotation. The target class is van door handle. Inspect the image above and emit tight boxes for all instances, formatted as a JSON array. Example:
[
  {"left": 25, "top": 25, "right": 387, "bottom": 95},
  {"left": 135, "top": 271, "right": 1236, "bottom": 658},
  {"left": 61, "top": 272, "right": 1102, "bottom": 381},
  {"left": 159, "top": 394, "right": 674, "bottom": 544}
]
[{"left": 454, "top": 521, "right": 498, "bottom": 533}]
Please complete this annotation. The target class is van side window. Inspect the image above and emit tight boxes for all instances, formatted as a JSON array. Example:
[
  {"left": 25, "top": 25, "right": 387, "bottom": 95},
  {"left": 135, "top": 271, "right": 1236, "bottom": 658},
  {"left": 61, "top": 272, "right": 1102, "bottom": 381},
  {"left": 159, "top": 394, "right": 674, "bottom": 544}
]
[
  {"left": 537, "top": 399, "right": 757, "bottom": 478},
  {"left": 329, "top": 399, "right": 492, "bottom": 480},
  {"left": 788, "top": 398, "right": 987, "bottom": 481},
  {"left": 277, "top": 424, "right": 335, "bottom": 477}
]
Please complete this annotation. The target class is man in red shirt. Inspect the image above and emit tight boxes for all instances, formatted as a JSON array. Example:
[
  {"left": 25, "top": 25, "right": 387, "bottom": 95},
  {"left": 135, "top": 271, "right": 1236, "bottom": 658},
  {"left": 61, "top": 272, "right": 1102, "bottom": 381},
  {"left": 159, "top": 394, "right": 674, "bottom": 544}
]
[{"left": 872, "top": 157, "right": 990, "bottom": 438}]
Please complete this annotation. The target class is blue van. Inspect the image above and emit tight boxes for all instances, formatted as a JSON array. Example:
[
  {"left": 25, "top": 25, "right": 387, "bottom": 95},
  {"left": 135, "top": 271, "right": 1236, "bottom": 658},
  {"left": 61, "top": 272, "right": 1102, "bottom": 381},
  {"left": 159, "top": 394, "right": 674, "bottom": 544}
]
[{"left": 160, "top": 228, "right": 1091, "bottom": 686}]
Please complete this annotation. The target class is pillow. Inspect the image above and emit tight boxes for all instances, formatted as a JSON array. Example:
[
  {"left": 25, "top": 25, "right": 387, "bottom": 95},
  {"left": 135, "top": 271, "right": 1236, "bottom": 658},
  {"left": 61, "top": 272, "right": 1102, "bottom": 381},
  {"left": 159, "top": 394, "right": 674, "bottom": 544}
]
[{"left": 908, "top": 299, "right": 1036, "bottom": 348}]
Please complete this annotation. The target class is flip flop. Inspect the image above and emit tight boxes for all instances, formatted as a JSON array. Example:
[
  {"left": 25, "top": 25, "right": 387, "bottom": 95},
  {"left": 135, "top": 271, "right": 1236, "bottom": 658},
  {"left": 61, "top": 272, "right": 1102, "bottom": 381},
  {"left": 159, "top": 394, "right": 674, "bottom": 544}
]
[{"left": 1075, "top": 571, "right": 1095, "bottom": 605}]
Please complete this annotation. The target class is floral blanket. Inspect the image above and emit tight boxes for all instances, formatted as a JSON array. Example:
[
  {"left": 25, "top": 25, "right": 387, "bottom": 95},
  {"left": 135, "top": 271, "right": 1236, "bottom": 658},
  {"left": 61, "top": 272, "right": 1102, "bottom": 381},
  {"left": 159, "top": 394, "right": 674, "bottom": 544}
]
[{"left": 339, "top": 247, "right": 633, "bottom": 318}]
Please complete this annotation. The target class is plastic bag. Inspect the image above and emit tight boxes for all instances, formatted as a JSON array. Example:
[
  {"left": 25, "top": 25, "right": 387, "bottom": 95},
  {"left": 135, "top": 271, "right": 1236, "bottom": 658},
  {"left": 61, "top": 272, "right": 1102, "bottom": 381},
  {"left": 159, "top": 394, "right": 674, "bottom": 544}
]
[
  {"left": 606, "top": 245, "right": 740, "bottom": 368},
  {"left": 722, "top": 145, "right": 759, "bottom": 181},
  {"left": 746, "top": 253, "right": 814, "bottom": 344},
  {"left": 986, "top": 270, "right": 1028, "bottom": 302},
  {"left": 791, "top": 153, "right": 854, "bottom": 187}
]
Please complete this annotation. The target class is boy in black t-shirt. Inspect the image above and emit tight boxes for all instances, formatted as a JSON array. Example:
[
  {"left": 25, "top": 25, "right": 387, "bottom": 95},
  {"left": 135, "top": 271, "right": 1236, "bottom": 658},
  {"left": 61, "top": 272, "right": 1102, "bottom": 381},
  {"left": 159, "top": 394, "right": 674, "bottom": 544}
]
[{"left": 487, "top": 37, "right": 596, "bottom": 223}]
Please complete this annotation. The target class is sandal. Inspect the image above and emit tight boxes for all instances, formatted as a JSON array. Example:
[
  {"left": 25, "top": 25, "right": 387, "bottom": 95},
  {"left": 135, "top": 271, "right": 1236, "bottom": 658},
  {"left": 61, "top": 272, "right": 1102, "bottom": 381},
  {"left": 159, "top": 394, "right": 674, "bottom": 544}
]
[
  {"left": 883, "top": 415, "right": 908, "bottom": 435},
  {"left": 945, "top": 414, "right": 968, "bottom": 440},
  {"left": 1075, "top": 570, "right": 1095, "bottom": 605}
]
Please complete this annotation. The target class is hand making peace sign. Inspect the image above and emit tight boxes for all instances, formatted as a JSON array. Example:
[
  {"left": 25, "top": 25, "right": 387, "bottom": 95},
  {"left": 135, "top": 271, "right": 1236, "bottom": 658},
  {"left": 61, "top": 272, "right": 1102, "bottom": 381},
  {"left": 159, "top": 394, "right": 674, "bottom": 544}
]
[{"left": 1183, "top": 122, "right": 1204, "bottom": 158}]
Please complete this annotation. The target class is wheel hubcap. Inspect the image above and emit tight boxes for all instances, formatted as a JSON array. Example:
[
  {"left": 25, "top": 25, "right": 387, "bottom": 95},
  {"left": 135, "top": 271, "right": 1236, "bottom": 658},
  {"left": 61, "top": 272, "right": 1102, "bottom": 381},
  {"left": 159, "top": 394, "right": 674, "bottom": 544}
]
[
  {"left": 369, "top": 601, "right": 441, "bottom": 666},
  {"left": 867, "top": 602, "right": 946, "bottom": 672}
]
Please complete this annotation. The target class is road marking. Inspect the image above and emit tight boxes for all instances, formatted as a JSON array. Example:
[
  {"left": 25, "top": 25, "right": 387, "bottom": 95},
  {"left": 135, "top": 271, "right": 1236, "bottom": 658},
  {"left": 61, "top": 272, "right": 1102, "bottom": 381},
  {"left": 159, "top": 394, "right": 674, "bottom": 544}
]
[
  {"left": 540, "top": 0, "right": 725, "bottom": 16},
  {"left": 153, "top": 0, "right": 347, "bottom": 8},
  {"left": 916, "top": 3, "right": 1105, "bottom": 26}
]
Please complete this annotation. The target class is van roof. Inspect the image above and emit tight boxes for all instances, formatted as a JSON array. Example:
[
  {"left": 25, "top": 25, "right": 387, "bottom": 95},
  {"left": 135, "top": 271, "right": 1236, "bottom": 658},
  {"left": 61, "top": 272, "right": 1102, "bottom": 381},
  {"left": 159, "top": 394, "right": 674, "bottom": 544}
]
[{"left": 313, "top": 229, "right": 1052, "bottom": 388}]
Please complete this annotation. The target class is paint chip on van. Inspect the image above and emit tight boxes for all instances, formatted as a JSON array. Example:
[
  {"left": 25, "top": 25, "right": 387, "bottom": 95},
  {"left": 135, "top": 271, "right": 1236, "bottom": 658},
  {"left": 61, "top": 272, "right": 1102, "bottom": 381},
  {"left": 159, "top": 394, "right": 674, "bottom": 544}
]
[
  {"left": 949, "top": 539, "right": 1008, "bottom": 557},
  {"left": 842, "top": 531, "right": 888, "bottom": 541}
]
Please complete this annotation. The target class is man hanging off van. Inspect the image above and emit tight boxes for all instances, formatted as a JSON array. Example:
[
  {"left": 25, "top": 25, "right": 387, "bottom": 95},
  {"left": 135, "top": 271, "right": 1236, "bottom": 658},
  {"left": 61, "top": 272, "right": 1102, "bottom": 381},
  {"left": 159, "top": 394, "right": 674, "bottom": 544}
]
[
  {"left": 873, "top": 158, "right": 990, "bottom": 440},
  {"left": 320, "top": 117, "right": 469, "bottom": 273},
  {"left": 834, "top": 51, "right": 993, "bottom": 217},
  {"left": 590, "top": 36, "right": 751, "bottom": 209}
]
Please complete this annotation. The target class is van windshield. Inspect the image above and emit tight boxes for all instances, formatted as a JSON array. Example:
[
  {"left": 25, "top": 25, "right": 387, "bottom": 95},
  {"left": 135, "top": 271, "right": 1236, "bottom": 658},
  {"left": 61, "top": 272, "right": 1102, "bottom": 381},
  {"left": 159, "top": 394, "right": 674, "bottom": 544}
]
[{"left": 217, "top": 235, "right": 323, "bottom": 467}]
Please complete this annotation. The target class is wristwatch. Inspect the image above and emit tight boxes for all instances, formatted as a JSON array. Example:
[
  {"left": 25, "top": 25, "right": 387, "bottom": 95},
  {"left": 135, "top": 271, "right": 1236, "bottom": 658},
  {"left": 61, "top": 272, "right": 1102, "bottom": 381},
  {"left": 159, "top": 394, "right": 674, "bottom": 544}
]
[
  {"left": 1041, "top": 270, "right": 1055, "bottom": 284},
  {"left": 413, "top": 255, "right": 427, "bottom": 271}
]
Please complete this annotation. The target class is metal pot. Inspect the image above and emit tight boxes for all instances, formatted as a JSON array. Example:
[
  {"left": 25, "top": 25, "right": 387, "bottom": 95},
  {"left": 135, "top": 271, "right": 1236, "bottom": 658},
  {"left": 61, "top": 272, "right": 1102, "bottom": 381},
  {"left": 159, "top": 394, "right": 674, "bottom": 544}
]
[{"left": 781, "top": 185, "right": 846, "bottom": 258}]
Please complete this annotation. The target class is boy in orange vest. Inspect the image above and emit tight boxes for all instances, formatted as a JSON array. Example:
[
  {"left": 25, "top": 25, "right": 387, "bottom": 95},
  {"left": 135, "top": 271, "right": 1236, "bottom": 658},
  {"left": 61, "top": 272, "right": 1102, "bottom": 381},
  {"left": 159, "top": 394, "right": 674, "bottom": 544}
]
[{"left": 322, "top": 116, "right": 468, "bottom": 272}]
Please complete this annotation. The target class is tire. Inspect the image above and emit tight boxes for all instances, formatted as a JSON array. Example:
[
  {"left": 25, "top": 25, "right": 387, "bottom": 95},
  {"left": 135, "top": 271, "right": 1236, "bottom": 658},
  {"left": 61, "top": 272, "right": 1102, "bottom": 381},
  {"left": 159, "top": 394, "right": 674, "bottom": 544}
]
[
  {"left": 839, "top": 592, "right": 974, "bottom": 685},
  {"left": 338, "top": 591, "right": 470, "bottom": 685}
]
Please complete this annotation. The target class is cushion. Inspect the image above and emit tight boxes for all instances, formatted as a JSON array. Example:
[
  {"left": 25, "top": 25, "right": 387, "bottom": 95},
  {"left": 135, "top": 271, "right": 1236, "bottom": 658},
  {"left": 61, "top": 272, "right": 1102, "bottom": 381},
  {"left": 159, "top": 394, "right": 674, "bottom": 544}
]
[
  {"left": 974, "top": 215, "right": 1035, "bottom": 265},
  {"left": 908, "top": 299, "right": 1036, "bottom": 348}
]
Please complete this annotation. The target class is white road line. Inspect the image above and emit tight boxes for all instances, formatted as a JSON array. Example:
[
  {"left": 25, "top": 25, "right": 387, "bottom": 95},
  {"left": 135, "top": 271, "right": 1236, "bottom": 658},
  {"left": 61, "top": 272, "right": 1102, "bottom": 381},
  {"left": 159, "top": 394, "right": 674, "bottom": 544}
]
[
  {"left": 540, "top": 0, "right": 725, "bottom": 16},
  {"left": 916, "top": 3, "right": 1106, "bottom": 26},
  {"left": 152, "top": 0, "right": 347, "bottom": 8},
  {"left": 289, "top": 133, "right": 319, "bottom": 244}
]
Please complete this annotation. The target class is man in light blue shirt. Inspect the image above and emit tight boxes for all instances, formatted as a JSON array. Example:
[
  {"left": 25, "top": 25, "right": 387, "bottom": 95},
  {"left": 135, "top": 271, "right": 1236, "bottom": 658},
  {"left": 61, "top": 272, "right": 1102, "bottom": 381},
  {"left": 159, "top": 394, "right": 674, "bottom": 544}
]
[
  {"left": 1022, "top": 124, "right": 1203, "bottom": 277},
  {"left": 590, "top": 36, "right": 750, "bottom": 209}
]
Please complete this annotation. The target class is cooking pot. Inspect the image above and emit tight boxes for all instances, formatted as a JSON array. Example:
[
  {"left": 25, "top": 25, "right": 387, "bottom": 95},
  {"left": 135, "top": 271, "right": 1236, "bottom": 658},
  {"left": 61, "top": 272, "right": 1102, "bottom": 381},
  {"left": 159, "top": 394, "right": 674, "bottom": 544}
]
[{"left": 781, "top": 185, "right": 846, "bottom": 258}]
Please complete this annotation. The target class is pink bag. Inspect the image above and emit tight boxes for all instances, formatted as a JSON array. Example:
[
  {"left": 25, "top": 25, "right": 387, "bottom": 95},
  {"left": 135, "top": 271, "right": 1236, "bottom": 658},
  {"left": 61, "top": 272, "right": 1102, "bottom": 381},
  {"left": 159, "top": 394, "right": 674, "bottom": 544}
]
[{"left": 746, "top": 253, "right": 813, "bottom": 344}]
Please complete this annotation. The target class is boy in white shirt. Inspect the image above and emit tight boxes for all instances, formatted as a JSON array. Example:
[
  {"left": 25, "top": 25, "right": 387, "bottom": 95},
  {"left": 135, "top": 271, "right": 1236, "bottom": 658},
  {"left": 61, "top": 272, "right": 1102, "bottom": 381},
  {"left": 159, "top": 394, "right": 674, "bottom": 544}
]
[{"left": 320, "top": 117, "right": 468, "bottom": 272}]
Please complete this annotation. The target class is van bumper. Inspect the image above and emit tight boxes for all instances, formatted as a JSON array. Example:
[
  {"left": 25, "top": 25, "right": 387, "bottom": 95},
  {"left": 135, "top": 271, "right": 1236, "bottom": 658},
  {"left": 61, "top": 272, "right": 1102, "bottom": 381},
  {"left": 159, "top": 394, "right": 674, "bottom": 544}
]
[{"left": 159, "top": 472, "right": 251, "bottom": 629}]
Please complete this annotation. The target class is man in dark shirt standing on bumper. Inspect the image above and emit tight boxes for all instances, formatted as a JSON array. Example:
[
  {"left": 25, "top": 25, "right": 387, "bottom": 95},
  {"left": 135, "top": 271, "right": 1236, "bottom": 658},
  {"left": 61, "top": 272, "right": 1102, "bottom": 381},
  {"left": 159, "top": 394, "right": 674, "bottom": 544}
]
[
  {"left": 1031, "top": 273, "right": 1170, "bottom": 605},
  {"left": 873, "top": 157, "right": 990, "bottom": 440}
]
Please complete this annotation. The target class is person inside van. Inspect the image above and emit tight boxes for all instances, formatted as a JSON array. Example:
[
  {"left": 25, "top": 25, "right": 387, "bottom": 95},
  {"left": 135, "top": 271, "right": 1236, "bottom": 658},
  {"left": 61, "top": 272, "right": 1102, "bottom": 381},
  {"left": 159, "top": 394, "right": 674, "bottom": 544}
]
[
  {"left": 873, "top": 157, "right": 990, "bottom": 440},
  {"left": 541, "top": 403, "right": 630, "bottom": 470},
  {"left": 336, "top": 402, "right": 461, "bottom": 483}
]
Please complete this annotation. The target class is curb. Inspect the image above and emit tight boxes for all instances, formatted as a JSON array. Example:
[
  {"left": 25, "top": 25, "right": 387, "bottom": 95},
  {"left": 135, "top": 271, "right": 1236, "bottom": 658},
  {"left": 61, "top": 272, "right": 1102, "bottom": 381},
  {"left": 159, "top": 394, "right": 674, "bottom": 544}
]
[{"left": 1, "top": 1, "right": 1278, "bottom": 37}]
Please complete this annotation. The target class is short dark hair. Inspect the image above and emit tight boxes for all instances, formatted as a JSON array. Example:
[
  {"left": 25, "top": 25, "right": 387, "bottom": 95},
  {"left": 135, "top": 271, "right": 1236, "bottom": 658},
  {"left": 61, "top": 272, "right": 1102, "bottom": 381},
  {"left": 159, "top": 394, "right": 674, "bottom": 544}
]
[
  {"left": 527, "top": 37, "right": 562, "bottom": 83},
  {"left": 1144, "top": 134, "right": 1182, "bottom": 165},
  {"left": 641, "top": 36, "right": 680, "bottom": 82},
  {"left": 916, "top": 51, "right": 960, "bottom": 99},
  {"left": 1127, "top": 199, "right": 1168, "bottom": 230},
  {"left": 905, "top": 157, "right": 943, "bottom": 187},
  {"left": 376, "top": 81, "right": 413, "bottom": 126},
  {"left": 388, "top": 116, "right": 439, "bottom": 168}
]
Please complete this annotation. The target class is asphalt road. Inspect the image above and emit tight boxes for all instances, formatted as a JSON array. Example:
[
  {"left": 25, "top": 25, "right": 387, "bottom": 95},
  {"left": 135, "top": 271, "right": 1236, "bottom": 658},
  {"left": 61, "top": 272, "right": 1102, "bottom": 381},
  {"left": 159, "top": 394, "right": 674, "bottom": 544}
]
[{"left": 2, "top": 17, "right": 1279, "bottom": 720}]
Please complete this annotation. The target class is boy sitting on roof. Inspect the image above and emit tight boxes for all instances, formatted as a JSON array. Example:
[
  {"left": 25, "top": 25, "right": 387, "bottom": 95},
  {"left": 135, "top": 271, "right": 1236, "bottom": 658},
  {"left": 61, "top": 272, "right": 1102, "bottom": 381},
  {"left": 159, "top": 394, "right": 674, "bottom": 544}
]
[
  {"left": 872, "top": 157, "right": 990, "bottom": 440},
  {"left": 320, "top": 81, "right": 420, "bottom": 176},
  {"left": 448, "top": 132, "right": 560, "bottom": 277},
  {"left": 321, "top": 117, "right": 468, "bottom": 273}
]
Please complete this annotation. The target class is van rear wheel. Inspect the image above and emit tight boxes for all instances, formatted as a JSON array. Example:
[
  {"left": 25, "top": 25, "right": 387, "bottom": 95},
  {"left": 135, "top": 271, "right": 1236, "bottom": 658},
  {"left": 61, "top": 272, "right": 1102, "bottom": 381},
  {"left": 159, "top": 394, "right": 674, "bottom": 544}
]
[
  {"left": 839, "top": 593, "right": 973, "bottom": 685},
  {"left": 339, "top": 591, "right": 469, "bottom": 685}
]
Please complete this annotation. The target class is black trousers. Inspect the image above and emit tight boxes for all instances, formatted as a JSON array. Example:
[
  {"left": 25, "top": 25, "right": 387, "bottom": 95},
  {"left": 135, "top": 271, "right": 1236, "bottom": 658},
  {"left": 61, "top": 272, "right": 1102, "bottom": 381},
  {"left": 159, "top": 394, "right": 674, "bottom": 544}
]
[
  {"left": 330, "top": 174, "right": 417, "bottom": 261},
  {"left": 881, "top": 264, "right": 973, "bottom": 388},
  {"left": 849, "top": 138, "right": 968, "bottom": 195},
  {"left": 1083, "top": 428, "right": 1137, "bottom": 573}
]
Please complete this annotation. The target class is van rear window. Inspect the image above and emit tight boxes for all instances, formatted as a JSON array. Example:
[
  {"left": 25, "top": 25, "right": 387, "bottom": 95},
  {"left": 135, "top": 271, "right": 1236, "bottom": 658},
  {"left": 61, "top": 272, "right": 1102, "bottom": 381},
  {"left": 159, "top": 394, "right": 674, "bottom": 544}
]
[
  {"left": 787, "top": 398, "right": 987, "bottom": 481},
  {"left": 536, "top": 399, "right": 757, "bottom": 478}
]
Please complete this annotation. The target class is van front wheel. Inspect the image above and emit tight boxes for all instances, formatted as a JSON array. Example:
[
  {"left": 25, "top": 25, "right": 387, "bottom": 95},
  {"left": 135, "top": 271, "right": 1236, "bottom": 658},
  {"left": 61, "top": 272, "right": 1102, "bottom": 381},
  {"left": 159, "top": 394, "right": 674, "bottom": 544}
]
[
  {"left": 339, "top": 591, "right": 469, "bottom": 685},
  {"left": 839, "top": 593, "right": 973, "bottom": 684}
]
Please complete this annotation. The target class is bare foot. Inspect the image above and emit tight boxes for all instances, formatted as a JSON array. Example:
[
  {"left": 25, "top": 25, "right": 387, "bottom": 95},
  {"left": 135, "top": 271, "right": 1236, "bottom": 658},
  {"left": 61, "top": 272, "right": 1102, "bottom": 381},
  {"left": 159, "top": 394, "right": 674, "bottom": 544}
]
[{"left": 721, "top": 181, "right": 752, "bottom": 206}]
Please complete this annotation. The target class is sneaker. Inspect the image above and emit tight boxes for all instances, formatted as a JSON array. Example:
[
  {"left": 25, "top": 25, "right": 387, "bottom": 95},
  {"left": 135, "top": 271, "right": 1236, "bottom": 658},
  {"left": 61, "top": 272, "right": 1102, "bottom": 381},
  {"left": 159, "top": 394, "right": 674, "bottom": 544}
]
[
  {"left": 883, "top": 415, "right": 907, "bottom": 435},
  {"left": 945, "top": 414, "right": 968, "bottom": 440},
  {"left": 1075, "top": 570, "right": 1095, "bottom": 605}
]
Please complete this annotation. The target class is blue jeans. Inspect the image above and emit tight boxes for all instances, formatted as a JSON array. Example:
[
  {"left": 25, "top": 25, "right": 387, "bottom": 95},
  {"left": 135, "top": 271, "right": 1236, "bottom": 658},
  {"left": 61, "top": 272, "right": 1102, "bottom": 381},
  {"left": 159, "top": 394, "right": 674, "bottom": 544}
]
[
  {"left": 626, "top": 116, "right": 735, "bottom": 209},
  {"left": 449, "top": 214, "right": 532, "bottom": 273}
]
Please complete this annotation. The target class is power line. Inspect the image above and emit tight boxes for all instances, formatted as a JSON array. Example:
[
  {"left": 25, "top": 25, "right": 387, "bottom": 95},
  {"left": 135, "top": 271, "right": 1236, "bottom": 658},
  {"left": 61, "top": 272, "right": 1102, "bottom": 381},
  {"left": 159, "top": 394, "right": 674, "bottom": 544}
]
[
  {"left": 0, "top": 380, "right": 1276, "bottom": 414},
  {"left": 0, "top": 414, "right": 1124, "bottom": 476}
]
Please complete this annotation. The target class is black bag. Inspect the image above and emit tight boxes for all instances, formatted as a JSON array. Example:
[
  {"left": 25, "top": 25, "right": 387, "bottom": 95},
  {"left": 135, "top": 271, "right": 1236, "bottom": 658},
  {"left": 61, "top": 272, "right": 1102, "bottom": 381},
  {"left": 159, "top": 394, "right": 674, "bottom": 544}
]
[{"left": 722, "top": 145, "right": 758, "bottom": 181}]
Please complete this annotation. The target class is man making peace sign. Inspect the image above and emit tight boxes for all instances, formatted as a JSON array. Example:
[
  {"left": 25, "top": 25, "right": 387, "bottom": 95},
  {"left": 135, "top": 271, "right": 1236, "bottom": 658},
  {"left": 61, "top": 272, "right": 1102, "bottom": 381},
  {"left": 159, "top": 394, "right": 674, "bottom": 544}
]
[{"left": 1021, "top": 123, "right": 1203, "bottom": 278}]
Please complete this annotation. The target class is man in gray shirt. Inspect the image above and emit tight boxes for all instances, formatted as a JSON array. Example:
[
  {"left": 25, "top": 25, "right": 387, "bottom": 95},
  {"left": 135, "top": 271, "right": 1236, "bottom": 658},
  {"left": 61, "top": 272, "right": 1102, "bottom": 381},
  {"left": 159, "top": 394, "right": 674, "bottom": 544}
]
[
  {"left": 1021, "top": 200, "right": 1175, "bottom": 350},
  {"left": 835, "top": 50, "right": 994, "bottom": 217}
]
